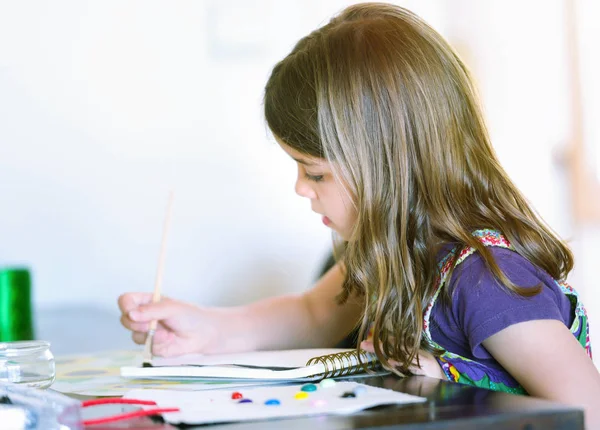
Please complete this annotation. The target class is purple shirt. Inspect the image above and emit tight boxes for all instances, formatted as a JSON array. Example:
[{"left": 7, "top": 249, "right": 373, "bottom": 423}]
[{"left": 430, "top": 246, "right": 574, "bottom": 386}]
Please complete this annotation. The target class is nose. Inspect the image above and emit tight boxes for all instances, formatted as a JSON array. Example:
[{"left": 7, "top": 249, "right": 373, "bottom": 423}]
[{"left": 295, "top": 168, "right": 317, "bottom": 200}]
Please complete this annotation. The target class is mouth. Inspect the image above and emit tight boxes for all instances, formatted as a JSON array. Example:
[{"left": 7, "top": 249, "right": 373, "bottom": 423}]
[{"left": 322, "top": 216, "right": 332, "bottom": 226}]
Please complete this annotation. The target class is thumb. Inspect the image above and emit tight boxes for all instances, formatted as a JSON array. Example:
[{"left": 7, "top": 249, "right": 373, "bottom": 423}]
[
  {"left": 128, "top": 298, "right": 177, "bottom": 322},
  {"left": 118, "top": 292, "right": 154, "bottom": 313}
]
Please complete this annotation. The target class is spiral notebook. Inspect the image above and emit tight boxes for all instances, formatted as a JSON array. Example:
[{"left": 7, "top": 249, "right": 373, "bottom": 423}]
[{"left": 120, "top": 348, "right": 382, "bottom": 382}]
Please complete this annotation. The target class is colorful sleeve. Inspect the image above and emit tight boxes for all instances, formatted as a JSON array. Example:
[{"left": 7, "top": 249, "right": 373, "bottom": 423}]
[{"left": 436, "top": 353, "right": 527, "bottom": 394}]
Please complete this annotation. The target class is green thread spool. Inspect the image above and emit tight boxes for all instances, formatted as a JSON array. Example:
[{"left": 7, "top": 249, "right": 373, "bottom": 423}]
[{"left": 0, "top": 268, "right": 34, "bottom": 341}]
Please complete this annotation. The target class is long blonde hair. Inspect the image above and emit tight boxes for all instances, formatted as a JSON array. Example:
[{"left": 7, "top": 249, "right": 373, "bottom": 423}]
[{"left": 264, "top": 3, "right": 573, "bottom": 374}]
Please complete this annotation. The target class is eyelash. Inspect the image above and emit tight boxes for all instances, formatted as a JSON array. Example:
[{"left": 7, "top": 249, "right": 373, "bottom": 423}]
[{"left": 305, "top": 173, "right": 324, "bottom": 183}]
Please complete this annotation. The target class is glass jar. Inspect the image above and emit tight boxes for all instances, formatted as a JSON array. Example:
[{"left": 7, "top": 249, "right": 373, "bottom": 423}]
[{"left": 0, "top": 340, "right": 55, "bottom": 389}]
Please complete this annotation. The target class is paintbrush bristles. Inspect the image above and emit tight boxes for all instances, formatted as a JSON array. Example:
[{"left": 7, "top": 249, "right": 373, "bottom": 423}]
[{"left": 142, "top": 329, "right": 155, "bottom": 366}]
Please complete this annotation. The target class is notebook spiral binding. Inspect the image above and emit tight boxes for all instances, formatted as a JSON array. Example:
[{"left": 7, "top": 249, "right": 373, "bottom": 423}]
[{"left": 305, "top": 350, "right": 380, "bottom": 378}]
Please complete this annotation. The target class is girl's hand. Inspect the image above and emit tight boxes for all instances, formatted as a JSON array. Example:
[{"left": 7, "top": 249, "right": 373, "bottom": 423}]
[
  {"left": 360, "top": 340, "right": 445, "bottom": 379},
  {"left": 118, "top": 292, "right": 232, "bottom": 357}
]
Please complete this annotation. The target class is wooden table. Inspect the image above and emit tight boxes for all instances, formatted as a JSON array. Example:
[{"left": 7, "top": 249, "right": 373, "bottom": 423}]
[{"left": 76, "top": 374, "right": 583, "bottom": 429}]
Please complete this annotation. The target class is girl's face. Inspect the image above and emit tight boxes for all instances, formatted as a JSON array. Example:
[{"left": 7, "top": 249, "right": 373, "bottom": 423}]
[{"left": 278, "top": 140, "right": 357, "bottom": 240}]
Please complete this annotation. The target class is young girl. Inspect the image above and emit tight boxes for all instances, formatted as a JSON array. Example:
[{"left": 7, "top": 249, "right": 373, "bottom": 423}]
[{"left": 119, "top": 2, "right": 600, "bottom": 422}]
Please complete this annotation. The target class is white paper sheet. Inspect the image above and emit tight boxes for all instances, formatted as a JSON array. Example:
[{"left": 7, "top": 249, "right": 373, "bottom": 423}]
[{"left": 125, "top": 381, "right": 426, "bottom": 425}]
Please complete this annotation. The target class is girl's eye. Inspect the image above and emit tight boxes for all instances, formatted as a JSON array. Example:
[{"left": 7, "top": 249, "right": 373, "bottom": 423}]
[{"left": 305, "top": 173, "right": 324, "bottom": 183}]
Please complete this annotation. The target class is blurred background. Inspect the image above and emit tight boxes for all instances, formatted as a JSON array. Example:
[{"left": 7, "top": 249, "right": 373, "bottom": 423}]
[{"left": 0, "top": 1, "right": 598, "bottom": 360}]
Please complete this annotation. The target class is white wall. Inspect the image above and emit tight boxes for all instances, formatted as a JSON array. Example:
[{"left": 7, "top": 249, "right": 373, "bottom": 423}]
[
  {"left": 0, "top": 1, "right": 336, "bottom": 310},
  {"left": 0, "top": 0, "right": 445, "bottom": 311},
  {"left": 1, "top": 1, "right": 599, "bottom": 353}
]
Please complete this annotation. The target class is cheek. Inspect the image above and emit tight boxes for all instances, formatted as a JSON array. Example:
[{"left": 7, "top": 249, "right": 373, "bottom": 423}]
[
  {"left": 336, "top": 196, "right": 357, "bottom": 225},
  {"left": 344, "top": 207, "right": 358, "bottom": 230}
]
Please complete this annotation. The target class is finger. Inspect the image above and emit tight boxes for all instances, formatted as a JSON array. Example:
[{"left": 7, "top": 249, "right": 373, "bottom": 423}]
[
  {"left": 134, "top": 331, "right": 174, "bottom": 356},
  {"left": 131, "top": 329, "right": 171, "bottom": 346},
  {"left": 131, "top": 331, "right": 146, "bottom": 345},
  {"left": 128, "top": 298, "right": 179, "bottom": 322},
  {"left": 408, "top": 363, "right": 426, "bottom": 376},
  {"left": 120, "top": 314, "right": 150, "bottom": 332},
  {"left": 360, "top": 340, "right": 374, "bottom": 352},
  {"left": 412, "top": 351, "right": 445, "bottom": 379},
  {"left": 152, "top": 330, "right": 172, "bottom": 345},
  {"left": 118, "top": 293, "right": 155, "bottom": 313}
]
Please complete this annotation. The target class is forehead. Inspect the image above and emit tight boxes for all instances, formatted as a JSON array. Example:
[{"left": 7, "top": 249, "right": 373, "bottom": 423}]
[{"left": 276, "top": 138, "right": 329, "bottom": 168}]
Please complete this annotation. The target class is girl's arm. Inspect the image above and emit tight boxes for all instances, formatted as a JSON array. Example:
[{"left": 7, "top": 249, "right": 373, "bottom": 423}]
[
  {"left": 120, "top": 263, "right": 364, "bottom": 356},
  {"left": 241, "top": 262, "right": 364, "bottom": 350},
  {"left": 483, "top": 319, "right": 600, "bottom": 428}
]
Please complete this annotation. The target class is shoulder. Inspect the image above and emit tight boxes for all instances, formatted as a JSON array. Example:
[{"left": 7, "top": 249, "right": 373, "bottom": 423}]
[
  {"left": 443, "top": 246, "right": 571, "bottom": 358},
  {"left": 453, "top": 246, "right": 552, "bottom": 278},
  {"left": 447, "top": 245, "right": 565, "bottom": 305},
  {"left": 449, "top": 246, "right": 550, "bottom": 291}
]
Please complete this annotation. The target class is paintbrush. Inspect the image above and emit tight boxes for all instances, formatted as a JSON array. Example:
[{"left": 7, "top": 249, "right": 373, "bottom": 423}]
[{"left": 142, "top": 190, "right": 174, "bottom": 367}]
